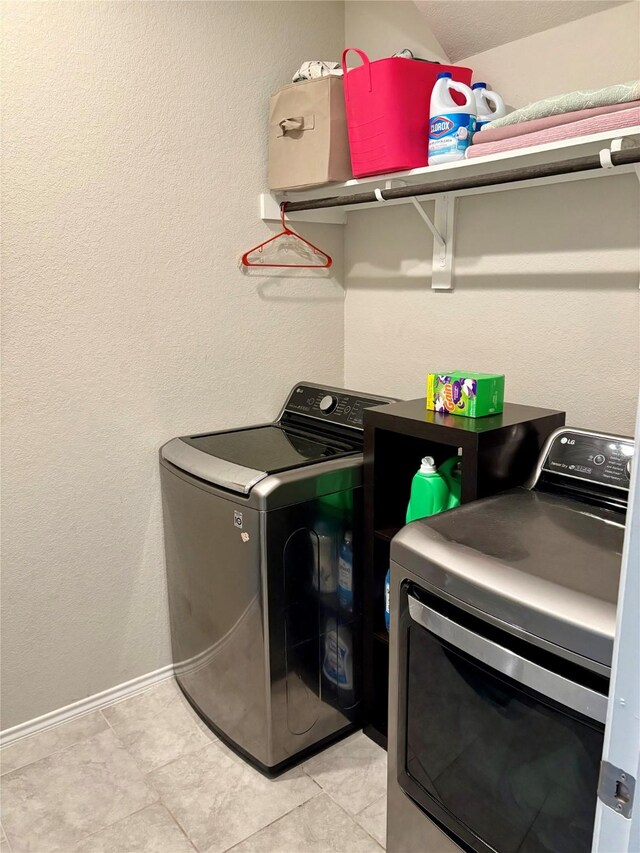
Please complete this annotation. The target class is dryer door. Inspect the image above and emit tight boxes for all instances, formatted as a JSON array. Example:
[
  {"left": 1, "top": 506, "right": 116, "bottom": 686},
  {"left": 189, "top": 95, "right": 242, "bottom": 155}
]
[{"left": 397, "top": 584, "right": 607, "bottom": 853}]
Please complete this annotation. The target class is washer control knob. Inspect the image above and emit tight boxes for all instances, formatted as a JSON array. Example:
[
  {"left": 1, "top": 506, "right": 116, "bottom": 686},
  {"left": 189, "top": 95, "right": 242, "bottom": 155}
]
[{"left": 319, "top": 394, "right": 337, "bottom": 414}]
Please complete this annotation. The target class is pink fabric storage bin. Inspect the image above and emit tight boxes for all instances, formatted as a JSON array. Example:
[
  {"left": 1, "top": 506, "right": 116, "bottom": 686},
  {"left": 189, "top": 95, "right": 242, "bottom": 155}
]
[{"left": 341, "top": 48, "right": 473, "bottom": 177}]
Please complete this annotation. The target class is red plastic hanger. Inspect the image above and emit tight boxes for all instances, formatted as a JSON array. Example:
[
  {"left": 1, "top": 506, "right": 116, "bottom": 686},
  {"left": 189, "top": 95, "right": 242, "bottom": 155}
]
[{"left": 240, "top": 203, "right": 332, "bottom": 270}]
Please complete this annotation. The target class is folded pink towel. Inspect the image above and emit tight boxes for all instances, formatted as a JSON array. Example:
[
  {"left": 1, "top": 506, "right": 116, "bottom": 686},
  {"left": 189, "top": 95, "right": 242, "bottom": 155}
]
[
  {"left": 467, "top": 106, "right": 640, "bottom": 159},
  {"left": 473, "top": 100, "right": 640, "bottom": 144}
]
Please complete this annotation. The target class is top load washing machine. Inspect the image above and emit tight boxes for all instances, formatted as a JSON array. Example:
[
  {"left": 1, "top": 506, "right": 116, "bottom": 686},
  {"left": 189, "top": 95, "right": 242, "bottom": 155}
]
[
  {"left": 160, "top": 382, "right": 394, "bottom": 775},
  {"left": 387, "top": 426, "right": 634, "bottom": 853}
]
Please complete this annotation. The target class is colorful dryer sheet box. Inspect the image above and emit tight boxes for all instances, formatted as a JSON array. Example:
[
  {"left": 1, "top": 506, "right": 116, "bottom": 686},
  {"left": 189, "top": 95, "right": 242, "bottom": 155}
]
[{"left": 427, "top": 372, "right": 505, "bottom": 417}]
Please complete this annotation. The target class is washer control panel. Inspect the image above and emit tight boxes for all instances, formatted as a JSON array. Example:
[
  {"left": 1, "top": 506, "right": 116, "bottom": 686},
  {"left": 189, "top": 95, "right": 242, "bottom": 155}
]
[
  {"left": 540, "top": 429, "right": 634, "bottom": 492},
  {"left": 285, "top": 384, "right": 391, "bottom": 430}
]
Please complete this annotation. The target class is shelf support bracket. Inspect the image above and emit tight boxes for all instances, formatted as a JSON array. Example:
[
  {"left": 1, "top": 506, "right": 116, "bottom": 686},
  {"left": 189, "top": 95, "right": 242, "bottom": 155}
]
[
  {"left": 380, "top": 190, "right": 455, "bottom": 291},
  {"left": 259, "top": 192, "right": 346, "bottom": 225},
  {"left": 431, "top": 194, "right": 456, "bottom": 292},
  {"left": 409, "top": 197, "right": 445, "bottom": 248}
]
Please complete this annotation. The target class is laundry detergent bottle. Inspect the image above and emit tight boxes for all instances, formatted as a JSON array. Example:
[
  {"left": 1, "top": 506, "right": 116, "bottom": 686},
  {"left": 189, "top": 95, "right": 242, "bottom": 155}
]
[
  {"left": 406, "top": 456, "right": 454, "bottom": 523},
  {"left": 428, "top": 72, "right": 476, "bottom": 164},
  {"left": 385, "top": 569, "right": 391, "bottom": 632},
  {"left": 311, "top": 516, "right": 338, "bottom": 594},
  {"left": 472, "top": 82, "right": 508, "bottom": 132},
  {"left": 338, "top": 531, "right": 354, "bottom": 611},
  {"left": 438, "top": 456, "right": 462, "bottom": 509},
  {"left": 322, "top": 618, "right": 353, "bottom": 693}
]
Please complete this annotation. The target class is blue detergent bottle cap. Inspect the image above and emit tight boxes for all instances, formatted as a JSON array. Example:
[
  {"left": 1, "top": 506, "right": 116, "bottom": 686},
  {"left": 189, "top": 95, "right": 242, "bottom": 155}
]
[
  {"left": 472, "top": 82, "right": 488, "bottom": 89},
  {"left": 437, "top": 72, "right": 452, "bottom": 79}
]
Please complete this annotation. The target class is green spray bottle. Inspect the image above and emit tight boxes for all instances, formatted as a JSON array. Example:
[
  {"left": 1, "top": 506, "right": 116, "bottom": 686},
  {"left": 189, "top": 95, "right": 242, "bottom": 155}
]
[{"left": 405, "top": 456, "right": 461, "bottom": 524}]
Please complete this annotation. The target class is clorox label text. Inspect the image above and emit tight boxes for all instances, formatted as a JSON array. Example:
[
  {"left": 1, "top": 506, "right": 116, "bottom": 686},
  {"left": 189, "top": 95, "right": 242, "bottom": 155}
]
[{"left": 429, "top": 117, "right": 454, "bottom": 138}]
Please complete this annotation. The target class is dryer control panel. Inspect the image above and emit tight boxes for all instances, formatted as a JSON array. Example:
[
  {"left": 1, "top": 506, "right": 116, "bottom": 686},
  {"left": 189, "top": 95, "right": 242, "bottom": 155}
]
[
  {"left": 533, "top": 428, "right": 634, "bottom": 494},
  {"left": 283, "top": 384, "right": 393, "bottom": 430}
]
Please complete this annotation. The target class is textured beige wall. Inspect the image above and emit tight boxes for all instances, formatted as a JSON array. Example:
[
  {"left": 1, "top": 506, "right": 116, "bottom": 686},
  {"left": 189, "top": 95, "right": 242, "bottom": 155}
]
[
  {"left": 461, "top": 1, "right": 640, "bottom": 106},
  {"left": 1, "top": 1, "right": 345, "bottom": 728},
  {"left": 3, "top": 0, "right": 639, "bottom": 730},
  {"left": 345, "top": 0, "right": 448, "bottom": 62},
  {"left": 344, "top": 1, "right": 640, "bottom": 432}
]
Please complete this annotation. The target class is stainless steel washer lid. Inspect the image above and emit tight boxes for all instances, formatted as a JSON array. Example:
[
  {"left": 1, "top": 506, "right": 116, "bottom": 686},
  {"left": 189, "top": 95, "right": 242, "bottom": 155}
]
[
  {"left": 391, "top": 488, "right": 625, "bottom": 668},
  {"left": 161, "top": 437, "right": 268, "bottom": 494},
  {"left": 161, "top": 423, "right": 360, "bottom": 495}
]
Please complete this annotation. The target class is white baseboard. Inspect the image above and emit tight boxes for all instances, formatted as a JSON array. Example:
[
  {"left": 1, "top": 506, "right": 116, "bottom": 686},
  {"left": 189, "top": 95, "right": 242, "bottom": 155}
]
[{"left": 0, "top": 664, "right": 175, "bottom": 747}]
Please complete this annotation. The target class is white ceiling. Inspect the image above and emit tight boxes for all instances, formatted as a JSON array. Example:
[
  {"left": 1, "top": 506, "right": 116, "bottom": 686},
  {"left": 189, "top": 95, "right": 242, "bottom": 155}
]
[{"left": 414, "top": 0, "right": 631, "bottom": 61}]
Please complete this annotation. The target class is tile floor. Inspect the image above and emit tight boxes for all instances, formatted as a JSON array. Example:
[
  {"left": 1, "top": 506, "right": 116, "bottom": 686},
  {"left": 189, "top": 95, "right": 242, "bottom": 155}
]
[{"left": 0, "top": 680, "right": 387, "bottom": 853}]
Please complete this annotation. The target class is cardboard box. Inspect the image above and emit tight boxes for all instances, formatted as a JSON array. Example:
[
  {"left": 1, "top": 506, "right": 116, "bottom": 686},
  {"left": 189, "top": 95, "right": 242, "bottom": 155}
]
[{"left": 427, "top": 372, "right": 505, "bottom": 418}]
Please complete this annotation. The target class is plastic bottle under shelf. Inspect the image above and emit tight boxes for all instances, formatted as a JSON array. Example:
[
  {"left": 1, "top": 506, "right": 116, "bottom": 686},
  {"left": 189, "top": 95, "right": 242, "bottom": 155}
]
[
  {"left": 311, "top": 517, "right": 338, "bottom": 594},
  {"left": 385, "top": 569, "right": 391, "bottom": 632},
  {"left": 337, "top": 531, "right": 353, "bottom": 611},
  {"left": 322, "top": 618, "right": 353, "bottom": 691}
]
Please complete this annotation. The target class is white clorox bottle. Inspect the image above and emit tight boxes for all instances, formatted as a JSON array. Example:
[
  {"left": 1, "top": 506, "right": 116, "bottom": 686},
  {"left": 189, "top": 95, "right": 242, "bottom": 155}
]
[
  {"left": 472, "top": 82, "right": 508, "bottom": 132},
  {"left": 428, "top": 72, "right": 476, "bottom": 165}
]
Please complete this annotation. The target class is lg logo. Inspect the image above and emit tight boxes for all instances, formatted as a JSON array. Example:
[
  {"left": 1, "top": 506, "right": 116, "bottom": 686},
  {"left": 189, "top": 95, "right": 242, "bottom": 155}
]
[{"left": 560, "top": 437, "right": 575, "bottom": 445}]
